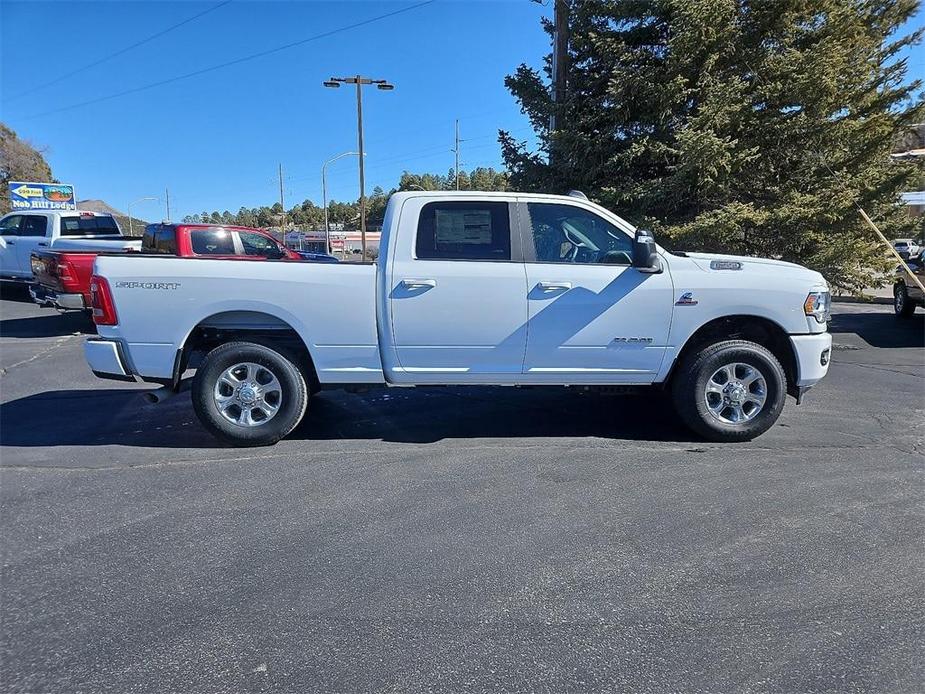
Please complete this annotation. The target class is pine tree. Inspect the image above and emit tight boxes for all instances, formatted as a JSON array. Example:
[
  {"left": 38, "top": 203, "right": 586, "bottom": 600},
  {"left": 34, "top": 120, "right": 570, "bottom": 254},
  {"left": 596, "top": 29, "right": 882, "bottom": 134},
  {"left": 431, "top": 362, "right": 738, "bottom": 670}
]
[{"left": 502, "top": 0, "right": 924, "bottom": 291}]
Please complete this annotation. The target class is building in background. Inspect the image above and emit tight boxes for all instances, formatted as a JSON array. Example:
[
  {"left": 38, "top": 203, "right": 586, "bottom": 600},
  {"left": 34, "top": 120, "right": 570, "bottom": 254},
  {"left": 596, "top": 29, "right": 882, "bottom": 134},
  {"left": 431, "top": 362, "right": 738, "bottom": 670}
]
[{"left": 892, "top": 123, "right": 925, "bottom": 240}]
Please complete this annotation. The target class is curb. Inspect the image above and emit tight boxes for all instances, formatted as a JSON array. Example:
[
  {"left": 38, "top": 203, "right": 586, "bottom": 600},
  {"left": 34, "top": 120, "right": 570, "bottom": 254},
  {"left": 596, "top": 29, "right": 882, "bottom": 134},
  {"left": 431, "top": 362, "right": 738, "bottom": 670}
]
[{"left": 832, "top": 296, "right": 892, "bottom": 305}]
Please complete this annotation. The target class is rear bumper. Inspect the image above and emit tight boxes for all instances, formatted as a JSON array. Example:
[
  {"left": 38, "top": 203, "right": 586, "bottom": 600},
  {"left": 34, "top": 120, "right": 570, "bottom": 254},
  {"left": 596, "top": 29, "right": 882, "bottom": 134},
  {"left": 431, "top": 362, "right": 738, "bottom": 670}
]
[
  {"left": 85, "top": 338, "right": 136, "bottom": 382},
  {"left": 29, "top": 284, "right": 86, "bottom": 310},
  {"left": 790, "top": 332, "right": 832, "bottom": 388}
]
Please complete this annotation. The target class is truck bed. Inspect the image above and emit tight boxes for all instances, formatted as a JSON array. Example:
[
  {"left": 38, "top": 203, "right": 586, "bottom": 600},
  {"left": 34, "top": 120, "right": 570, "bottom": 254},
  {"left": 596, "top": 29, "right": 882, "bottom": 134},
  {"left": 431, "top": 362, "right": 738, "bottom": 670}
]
[
  {"left": 94, "top": 254, "right": 382, "bottom": 383},
  {"left": 52, "top": 236, "right": 142, "bottom": 252}
]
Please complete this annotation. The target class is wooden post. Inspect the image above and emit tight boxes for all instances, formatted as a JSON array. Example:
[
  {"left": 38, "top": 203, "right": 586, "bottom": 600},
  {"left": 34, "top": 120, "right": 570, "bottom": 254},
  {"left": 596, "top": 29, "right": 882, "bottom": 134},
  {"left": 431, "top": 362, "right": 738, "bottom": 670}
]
[{"left": 858, "top": 208, "right": 925, "bottom": 294}]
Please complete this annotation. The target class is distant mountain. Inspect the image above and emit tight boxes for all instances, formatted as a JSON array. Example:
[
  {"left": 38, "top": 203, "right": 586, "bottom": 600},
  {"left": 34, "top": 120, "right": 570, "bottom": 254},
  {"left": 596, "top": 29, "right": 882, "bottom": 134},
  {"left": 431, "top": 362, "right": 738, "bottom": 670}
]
[
  {"left": 77, "top": 199, "right": 126, "bottom": 216},
  {"left": 77, "top": 199, "right": 149, "bottom": 237}
]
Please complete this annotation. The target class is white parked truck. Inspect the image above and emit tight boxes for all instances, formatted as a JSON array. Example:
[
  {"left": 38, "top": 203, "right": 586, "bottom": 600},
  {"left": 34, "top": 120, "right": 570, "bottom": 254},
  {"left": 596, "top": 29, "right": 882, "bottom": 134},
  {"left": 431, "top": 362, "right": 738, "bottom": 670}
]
[
  {"left": 0, "top": 210, "right": 141, "bottom": 282},
  {"left": 84, "top": 191, "right": 832, "bottom": 445}
]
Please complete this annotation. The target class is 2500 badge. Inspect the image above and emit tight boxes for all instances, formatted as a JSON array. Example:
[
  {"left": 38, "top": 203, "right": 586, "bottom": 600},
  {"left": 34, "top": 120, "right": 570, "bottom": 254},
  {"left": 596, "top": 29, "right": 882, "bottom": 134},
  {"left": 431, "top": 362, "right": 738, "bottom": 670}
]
[
  {"left": 612, "top": 336, "right": 654, "bottom": 344},
  {"left": 114, "top": 281, "right": 182, "bottom": 290}
]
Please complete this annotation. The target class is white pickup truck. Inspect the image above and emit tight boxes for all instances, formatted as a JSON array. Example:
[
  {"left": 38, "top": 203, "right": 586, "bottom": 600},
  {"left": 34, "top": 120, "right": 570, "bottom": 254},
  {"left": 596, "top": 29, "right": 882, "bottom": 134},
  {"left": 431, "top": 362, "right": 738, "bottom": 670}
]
[
  {"left": 0, "top": 210, "right": 141, "bottom": 282},
  {"left": 85, "top": 191, "right": 832, "bottom": 445}
]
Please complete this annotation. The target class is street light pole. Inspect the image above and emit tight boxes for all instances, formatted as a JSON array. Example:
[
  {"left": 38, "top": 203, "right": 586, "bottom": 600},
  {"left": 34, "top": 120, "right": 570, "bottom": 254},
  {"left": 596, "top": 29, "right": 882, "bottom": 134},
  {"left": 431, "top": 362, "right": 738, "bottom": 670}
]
[
  {"left": 324, "top": 75, "right": 394, "bottom": 260},
  {"left": 128, "top": 196, "right": 158, "bottom": 236},
  {"left": 322, "top": 151, "right": 360, "bottom": 255},
  {"left": 355, "top": 78, "right": 366, "bottom": 257}
]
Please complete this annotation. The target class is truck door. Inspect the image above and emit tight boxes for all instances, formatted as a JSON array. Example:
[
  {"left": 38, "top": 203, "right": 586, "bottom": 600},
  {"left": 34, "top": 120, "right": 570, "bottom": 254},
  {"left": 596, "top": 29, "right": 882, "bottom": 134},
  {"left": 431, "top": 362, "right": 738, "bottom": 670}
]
[
  {"left": 387, "top": 199, "right": 528, "bottom": 384},
  {"left": 519, "top": 201, "right": 674, "bottom": 384},
  {"left": 16, "top": 214, "right": 49, "bottom": 274},
  {"left": 0, "top": 215, "right": 24, "bottom": 276}
]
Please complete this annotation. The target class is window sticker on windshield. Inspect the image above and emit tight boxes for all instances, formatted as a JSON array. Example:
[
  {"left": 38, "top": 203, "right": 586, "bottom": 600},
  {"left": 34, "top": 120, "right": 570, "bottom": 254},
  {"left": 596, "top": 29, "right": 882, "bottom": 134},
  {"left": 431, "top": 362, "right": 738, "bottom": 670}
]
[{"left": 435, "top": 210, "right": 492, "bottom": 245}]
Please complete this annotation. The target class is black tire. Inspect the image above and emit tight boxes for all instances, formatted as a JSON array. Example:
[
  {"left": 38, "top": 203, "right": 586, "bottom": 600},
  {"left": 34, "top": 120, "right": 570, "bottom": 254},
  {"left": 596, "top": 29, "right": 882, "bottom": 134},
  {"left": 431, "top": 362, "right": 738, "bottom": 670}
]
[
  {"left": 671, "top": 340, "right": 787, "bottom": 442},
  {"left": 192, "top": 341, "right": 309, "bottom": 447},
  {"left": 894, "top": 282, "right": 916, "bottom": 318}
]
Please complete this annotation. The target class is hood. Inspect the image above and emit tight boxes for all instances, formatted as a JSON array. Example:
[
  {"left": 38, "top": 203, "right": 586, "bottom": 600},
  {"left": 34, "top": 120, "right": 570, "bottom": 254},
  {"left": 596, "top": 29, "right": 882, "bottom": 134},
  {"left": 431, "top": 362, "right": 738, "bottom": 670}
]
[{"left": 684, "top": 252, "right": 827, "bottom": 287}]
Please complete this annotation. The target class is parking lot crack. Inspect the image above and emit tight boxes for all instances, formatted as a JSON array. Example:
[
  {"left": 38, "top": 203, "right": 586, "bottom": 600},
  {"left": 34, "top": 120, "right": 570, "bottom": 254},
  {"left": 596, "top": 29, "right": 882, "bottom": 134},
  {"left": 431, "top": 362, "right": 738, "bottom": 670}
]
[{"left": 0, "top": 333, "right": 78, "bottom": 378}]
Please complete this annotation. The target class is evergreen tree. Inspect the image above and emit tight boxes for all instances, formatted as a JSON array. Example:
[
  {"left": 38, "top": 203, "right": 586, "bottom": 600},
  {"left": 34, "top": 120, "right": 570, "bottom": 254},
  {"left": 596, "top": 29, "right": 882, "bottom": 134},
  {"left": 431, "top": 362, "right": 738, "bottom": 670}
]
[{"left": 502, "top": 0, "right": 924, "bottom": 291}]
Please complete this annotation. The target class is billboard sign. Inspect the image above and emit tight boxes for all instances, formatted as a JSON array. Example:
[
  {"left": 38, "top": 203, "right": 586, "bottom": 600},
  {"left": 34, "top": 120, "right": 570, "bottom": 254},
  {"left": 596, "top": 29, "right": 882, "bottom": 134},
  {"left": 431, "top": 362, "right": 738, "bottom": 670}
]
[{"left": 8, "top": 182, "right": 77, "bottom": 210}]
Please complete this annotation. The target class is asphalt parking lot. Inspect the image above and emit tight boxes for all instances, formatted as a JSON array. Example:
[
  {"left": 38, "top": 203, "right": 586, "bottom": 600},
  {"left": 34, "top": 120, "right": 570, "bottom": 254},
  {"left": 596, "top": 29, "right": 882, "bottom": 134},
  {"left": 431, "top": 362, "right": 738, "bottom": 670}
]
[{"left": 1, "top": 285, "right": 923, "bottom": 693}]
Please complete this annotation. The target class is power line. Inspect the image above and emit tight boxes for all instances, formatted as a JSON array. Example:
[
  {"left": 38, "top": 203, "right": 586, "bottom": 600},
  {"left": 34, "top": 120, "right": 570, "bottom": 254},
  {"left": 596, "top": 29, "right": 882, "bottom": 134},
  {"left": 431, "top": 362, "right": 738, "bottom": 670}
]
[
  {"left": 19, "top": 0, "right": 436, "bottom": 120},
  {"left": 6, "top": 1, "right": 233, "bottom": 102},
  {"left": 170, "top": 125, "right": 533, "bottom": 214}
]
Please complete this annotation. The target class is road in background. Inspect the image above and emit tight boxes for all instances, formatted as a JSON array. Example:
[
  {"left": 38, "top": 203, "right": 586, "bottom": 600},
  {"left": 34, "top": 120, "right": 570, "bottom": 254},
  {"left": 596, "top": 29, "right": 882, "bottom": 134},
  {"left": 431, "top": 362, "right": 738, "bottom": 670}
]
[{"left": 1, "top": 286, "right": 923, "bottom": 692}]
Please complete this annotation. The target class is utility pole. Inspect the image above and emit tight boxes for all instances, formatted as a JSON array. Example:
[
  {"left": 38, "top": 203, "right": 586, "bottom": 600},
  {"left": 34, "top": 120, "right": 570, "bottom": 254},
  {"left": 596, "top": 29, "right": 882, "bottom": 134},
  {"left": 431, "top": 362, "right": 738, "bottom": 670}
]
[
  {"left": 165, "top": 187, "right": 171, "bottom": 222},
  {"left": 454, "top": 119, "right": 460, "bottom": 190},
  {"left": 278, "top": 163, "right": 286, "bottom": 245},
  {"left": 550, "top": 0, "right": 569, "bottom": 166},
  {"left": 324, "top": 75, "right": 394, "bottom": 260}
]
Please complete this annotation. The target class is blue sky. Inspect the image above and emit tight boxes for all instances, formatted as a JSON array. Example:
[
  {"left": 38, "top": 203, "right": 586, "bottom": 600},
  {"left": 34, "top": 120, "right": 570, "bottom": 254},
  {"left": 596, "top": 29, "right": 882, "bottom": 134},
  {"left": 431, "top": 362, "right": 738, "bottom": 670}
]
[
  {"left": 1, "top": 0, "right": 547, "bottom": 220},
  {"left": 1, "top": 1, "right": 922, "bottom": 221}
]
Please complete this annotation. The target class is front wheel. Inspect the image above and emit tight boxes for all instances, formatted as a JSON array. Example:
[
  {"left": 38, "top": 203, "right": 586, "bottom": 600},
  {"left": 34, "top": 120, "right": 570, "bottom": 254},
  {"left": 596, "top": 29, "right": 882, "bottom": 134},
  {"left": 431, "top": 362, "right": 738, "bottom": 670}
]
[
  {"left": 894, "top": 282, "right": 916, "bottom": 318},
  {"left": 192, "top": 341, "right": 309, "bottom": 446},
  {"left": 672, "top": 340, "right": 787, "bottom": 442}
]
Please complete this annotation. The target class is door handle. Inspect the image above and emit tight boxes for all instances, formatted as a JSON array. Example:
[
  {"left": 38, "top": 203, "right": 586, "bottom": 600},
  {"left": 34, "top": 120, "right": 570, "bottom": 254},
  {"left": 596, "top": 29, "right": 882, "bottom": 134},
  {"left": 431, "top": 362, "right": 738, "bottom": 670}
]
[
  {"left": 5, "top": 240, "right": 15, "bottom": 245},
  {"left": 537, "top": 281, "right": 572, "bottom": 291},
  {"left": 37, "top": 242, "right": 47, "bottom": 247},
  {"left": 401, "top": 278, "right": 436, "bottom": 289}
]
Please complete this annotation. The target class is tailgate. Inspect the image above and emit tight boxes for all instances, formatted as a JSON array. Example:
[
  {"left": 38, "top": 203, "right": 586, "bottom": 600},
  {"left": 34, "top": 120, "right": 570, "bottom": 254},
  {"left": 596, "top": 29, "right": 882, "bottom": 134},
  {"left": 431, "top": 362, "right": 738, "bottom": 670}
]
[
  {"left": 30, "top": 251, "right": 65, "bottom": 291},
  {"left": 30, "top": 251, "right": 98, "bottom": 294}
]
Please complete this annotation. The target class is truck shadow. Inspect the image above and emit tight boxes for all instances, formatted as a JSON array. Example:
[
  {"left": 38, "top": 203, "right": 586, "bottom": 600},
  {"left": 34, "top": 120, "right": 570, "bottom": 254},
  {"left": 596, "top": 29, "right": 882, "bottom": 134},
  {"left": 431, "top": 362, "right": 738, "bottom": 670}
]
[
  {"left": 0, "top": 386, "right": 696, "bottom": 450},
  {"left": 828, "top": 310, "right": 924, "bottom": 349},
  {"left": 0, "top": 284, "right": 33, "bottom": 303},
  {"left": 0, "top": 312, "right": 95, "bottom": 338},
  {"left": 297, "top": 387, "right": 695, "bottom": 444}
]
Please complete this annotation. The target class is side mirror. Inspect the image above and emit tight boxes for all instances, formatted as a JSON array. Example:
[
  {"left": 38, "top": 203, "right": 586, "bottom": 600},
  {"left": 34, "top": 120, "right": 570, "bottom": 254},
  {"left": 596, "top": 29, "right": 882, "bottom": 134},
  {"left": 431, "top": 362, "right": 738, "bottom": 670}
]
[{"left": 632, "top": 229, "right": 661, "bottom": 273}]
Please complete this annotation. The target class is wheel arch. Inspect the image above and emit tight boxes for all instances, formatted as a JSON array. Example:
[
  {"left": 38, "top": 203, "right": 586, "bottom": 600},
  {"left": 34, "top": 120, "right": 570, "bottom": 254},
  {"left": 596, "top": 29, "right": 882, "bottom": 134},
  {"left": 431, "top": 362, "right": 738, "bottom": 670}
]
[
  {"left": 667, "top": 314, "right": 799, "bottom": 397},
  {"left": 174, "top": 309, "right": 319, "bottom": 392}
]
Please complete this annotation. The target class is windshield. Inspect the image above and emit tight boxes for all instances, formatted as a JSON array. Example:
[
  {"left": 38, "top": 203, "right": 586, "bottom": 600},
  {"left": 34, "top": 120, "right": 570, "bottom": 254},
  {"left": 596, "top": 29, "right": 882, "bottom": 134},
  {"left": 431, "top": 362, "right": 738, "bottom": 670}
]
[{"left": 60, "top": 216, "right": 121, "bottom": 237}]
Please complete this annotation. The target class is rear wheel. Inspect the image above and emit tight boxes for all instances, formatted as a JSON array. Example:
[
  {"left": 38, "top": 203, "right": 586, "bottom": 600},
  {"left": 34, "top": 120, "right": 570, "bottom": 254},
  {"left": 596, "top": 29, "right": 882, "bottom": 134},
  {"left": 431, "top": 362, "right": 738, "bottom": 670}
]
[
  {"left": 672, "top": 340, "right": 786, "bottom": 442},
  {"left": 894, "top": 282, "right": 916, "bottom": 318},
  {"left": 192, "top": 341, "right": 308, "bottom": 446}
]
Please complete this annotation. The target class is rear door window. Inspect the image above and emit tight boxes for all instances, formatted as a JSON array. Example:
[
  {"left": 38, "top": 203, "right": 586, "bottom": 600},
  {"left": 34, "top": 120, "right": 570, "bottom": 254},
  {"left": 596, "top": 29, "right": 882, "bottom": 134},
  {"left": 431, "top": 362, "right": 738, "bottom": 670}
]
[
  {"left": 415, "top": 201, "right": 512, "bottom": 261},
  {"left": 20, "top": 215, "right": 48, "bottom": 237},
  {"left": 190, "top": 228, "right": 236, "bottom": 255}
]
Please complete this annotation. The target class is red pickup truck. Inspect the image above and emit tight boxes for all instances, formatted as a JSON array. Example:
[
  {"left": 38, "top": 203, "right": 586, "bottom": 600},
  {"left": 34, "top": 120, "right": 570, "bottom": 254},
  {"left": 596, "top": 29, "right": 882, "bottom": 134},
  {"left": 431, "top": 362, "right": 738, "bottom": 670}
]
[{"left": 30, "top": 224, "right": 306, "bottom": 311}]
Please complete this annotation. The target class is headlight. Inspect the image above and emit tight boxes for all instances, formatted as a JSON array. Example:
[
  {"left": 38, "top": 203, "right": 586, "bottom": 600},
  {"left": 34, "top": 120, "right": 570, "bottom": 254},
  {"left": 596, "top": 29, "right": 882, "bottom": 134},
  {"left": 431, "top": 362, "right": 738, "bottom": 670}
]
[{"left": 804, "top": 291, "right": 831, "bottom": 323}]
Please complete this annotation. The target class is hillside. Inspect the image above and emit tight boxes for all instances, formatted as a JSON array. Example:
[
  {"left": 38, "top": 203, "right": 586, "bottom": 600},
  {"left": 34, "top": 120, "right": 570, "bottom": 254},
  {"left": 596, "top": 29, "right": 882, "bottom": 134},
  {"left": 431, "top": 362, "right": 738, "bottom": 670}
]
[
  {"left": 1, "top": 124, "right": 54, "bottom": 215},
  {"left": 77, "top": 199, "right": 126, "bottom": 216},
  {"left": 77, "top": 199, "right": 149, "bottom": 237}
]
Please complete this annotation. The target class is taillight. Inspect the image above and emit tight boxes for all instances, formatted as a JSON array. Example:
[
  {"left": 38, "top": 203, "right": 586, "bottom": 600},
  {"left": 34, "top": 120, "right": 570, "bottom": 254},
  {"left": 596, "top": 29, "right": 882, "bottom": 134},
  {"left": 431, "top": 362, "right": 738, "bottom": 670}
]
[
  {"left": 57, "top": 258, "right": 74, "bottom": 282},
  {"left": 89, "top": 275, "right": 118, "bottom": 325}
]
